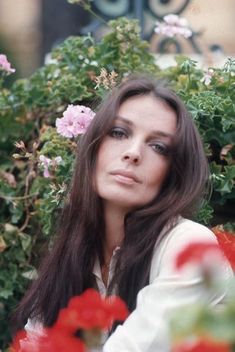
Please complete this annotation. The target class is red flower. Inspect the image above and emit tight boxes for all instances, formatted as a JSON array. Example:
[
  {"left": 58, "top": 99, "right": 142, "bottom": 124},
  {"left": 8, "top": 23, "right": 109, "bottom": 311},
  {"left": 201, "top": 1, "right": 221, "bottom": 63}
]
[
  {"left": 173, "top": 339, "right": 231, "bottom": 352},
  {"left": 55, "top": 289, "right": 129, "bottom": 331},
  {"left": 10, "top": 328, "right": 86, "bottom": 352},
  {"left": 212, "top": 227, "right": 235, "bottom": 269},
  {"left": 10, "top": 330, "right": 27, "bottom": 352},
  {"left": 10, "top": 289, "right": 128, "bottom": 352},
  {"left": 41, "top": 328, "right": 86, "bottom": 352},
  {"left": 175, "top": 242, "right": 220, "bottom": 270},
  {"left": 106, "top": 295, "right": 129, "bottom": 322}
]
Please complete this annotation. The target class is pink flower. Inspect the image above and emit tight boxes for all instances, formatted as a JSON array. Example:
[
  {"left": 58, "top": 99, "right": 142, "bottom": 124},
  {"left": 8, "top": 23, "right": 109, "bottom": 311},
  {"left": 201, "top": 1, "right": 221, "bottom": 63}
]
[
  {"left": 155, "top": 14, "right": 192, "bottom": 38},
  {"left": 201, "top": 69, "right": 214, "bottom": 85},
  {"left": 0, "top": 54, "right": 16, "bottom": 73},
  {"left": 56, "top": 104, "right": 95, "bottom": 138},
  {"left": 39, "top": 155, "right": 62, "bottom": 178}
]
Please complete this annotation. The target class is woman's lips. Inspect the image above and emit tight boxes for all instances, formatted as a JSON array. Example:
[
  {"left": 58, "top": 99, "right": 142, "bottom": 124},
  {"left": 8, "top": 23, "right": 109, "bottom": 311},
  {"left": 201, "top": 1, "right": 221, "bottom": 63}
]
[{"left": 110, "top": 170, "right": 141, "bottom": 185}]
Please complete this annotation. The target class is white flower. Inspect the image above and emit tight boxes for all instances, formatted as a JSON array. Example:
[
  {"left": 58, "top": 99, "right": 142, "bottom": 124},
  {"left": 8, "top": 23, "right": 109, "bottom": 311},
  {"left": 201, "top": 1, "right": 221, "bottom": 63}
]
[
  {"left": 201, "top": 69, "right": 214, "bottom": 85},
  {"left": 39, "top": 155, "right": 62, "bottom": 178}
]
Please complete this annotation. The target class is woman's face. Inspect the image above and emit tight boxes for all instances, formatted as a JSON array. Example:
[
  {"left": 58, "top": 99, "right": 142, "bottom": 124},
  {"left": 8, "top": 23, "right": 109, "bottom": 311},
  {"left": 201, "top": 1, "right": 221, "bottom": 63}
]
[{"left": 94, "top": 94, "right": 177, "bottom": 213}]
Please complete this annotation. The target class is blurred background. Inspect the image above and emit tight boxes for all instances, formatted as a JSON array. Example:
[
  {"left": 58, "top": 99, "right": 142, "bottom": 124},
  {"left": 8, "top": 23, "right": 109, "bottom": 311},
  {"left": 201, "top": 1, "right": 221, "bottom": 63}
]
[{"left": 0, "top": 0, "right": 235, "bottom": 78}]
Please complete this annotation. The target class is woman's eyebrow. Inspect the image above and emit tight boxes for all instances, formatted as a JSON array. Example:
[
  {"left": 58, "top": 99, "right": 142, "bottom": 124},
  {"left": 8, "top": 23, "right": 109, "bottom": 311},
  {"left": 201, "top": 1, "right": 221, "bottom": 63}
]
[
  {"left": 150, "top": 130, "right": 174, "bottom": 139},
  {"left": 115, "top": 116, "right": 133, "bottom": 126},
  {"left": 115, "top": 116, "right": 174, "bottom": 139}
]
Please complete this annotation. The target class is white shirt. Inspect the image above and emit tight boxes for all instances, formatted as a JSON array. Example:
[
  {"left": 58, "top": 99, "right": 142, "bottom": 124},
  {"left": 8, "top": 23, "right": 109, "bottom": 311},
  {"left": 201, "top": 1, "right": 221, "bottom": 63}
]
[
  {"left": 103, "top": 218, "right": 233, "bottom": 352},
  {"left": 24, "top": 218, "right": 234, "bottom": 352}
]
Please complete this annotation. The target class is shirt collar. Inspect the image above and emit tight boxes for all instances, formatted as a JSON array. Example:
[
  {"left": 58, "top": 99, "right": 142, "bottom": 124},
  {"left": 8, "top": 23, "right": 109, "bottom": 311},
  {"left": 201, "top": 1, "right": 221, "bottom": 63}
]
[{"left": 92, "top": 246, "right": 121, "bottom": 280}]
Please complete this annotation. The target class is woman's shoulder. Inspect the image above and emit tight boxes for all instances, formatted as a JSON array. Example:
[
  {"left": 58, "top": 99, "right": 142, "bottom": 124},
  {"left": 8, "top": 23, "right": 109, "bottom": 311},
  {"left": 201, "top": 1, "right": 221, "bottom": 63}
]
[
  {"left": 157, "top": 217, "right": 217, "bottom": 252},
  {"left": 150, "top": 218, "right": 217, "bottom": 280},
  {"left": 163, "top": 217, "right": 216, "bottom": 243}
]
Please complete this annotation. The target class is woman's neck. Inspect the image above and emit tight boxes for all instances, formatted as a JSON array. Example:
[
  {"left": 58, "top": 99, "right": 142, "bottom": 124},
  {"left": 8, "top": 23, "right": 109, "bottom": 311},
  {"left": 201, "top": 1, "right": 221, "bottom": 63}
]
[{"left": 103, "top": 203, "right": 125, "bottom": 263}]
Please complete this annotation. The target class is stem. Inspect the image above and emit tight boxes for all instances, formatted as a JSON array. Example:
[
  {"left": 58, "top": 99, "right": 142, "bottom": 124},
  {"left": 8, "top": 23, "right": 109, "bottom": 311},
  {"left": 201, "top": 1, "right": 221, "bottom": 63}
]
[
  {"left": 187, "top": 68, "right": 191, "bottom": 91},
  {"left": 226, "top": 71, "right": 231, "bottom": 95},
  {"left": 19, "top": 211, "right": 31, "bottom": 232},
  {"left": 0, "top": 77, "right": 3, "bottom": 89},
  {"left": 0, "top": 193, "right": 38, "bottom": 201},
  {"left": 87, "top": 7, "right": 107, "bottom": 25},
  {"left": 71, "top": 1, "right": 107, "bottom": 25}
]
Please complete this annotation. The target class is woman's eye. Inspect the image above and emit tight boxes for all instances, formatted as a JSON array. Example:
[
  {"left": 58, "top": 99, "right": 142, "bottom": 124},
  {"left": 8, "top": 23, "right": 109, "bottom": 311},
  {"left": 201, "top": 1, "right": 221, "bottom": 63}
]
[
  {"left": 109, "top": 127, "right": 127, "bottom": 139},
  {"left": 150, "top": 142, "right": 169, "bottom": 155}
]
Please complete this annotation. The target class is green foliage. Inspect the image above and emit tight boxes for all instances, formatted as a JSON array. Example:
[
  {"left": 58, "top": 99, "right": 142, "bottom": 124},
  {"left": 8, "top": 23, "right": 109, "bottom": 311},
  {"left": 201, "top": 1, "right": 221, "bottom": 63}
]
[
  {"left": 157, "top": 56, "right": 235, "bottom": 211},
  {"left": 170, "top": 282, "right": 235, "bottom": 346},
  {"left": 0, "top": 224, "right": 35, "bottom": 348},
  {"left": 99, "top": 17, "right": 158, "bottom": 75},
  {"left": 0, "top": 17, "right": 234, "bottom": 348}
]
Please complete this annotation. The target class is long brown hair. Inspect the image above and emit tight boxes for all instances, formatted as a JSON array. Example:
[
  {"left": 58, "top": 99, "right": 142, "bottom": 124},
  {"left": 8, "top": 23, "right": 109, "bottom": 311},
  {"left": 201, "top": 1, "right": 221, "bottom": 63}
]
[{"left": 12, "top": 75, "right": 209, "bottom": 332}]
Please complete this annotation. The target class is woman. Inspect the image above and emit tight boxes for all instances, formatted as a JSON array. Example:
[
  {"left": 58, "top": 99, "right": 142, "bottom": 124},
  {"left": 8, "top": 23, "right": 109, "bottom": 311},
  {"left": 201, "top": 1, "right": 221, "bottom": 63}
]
[{"left": 13, "top": 75, "right": 233, "bottom": 351}]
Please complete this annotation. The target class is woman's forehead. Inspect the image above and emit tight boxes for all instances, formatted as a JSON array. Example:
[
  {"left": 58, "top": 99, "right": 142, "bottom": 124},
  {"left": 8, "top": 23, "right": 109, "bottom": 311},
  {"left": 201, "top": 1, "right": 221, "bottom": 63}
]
[{"left": 116, "top": 95, "right": 177, "bottom": 133}]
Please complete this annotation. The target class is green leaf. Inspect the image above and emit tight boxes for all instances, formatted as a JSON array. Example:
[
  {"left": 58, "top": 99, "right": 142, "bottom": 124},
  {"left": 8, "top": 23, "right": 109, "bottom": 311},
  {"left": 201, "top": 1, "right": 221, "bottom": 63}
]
[
  {"left": 19, "top": 233, "right": 32, "bottom": 252},
  {"left": 0, "top": 289, "right": 13, "bottom": 299}
]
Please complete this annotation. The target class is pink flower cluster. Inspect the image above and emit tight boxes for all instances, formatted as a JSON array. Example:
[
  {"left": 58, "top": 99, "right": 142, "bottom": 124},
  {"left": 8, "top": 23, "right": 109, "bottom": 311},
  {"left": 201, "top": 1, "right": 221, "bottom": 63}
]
[
  {"left": 56, "top": 104, "right": 95, "bottom": 138},
  {"left": 0, "top": 54, "right": 15, "bottom": 73},
  {"left": 39, "top": 155, "right": 62, "bottom": 178},
  {"left": 155, "top": 14, "right": 192, "bottom": 39}
]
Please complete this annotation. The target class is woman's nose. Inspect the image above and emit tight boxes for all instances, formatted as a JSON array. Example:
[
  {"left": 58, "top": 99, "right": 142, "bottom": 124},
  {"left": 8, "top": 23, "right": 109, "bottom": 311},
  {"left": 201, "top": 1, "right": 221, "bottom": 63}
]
[{"left": 121, "top": 145, "right": 142, "bottom": 164}]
